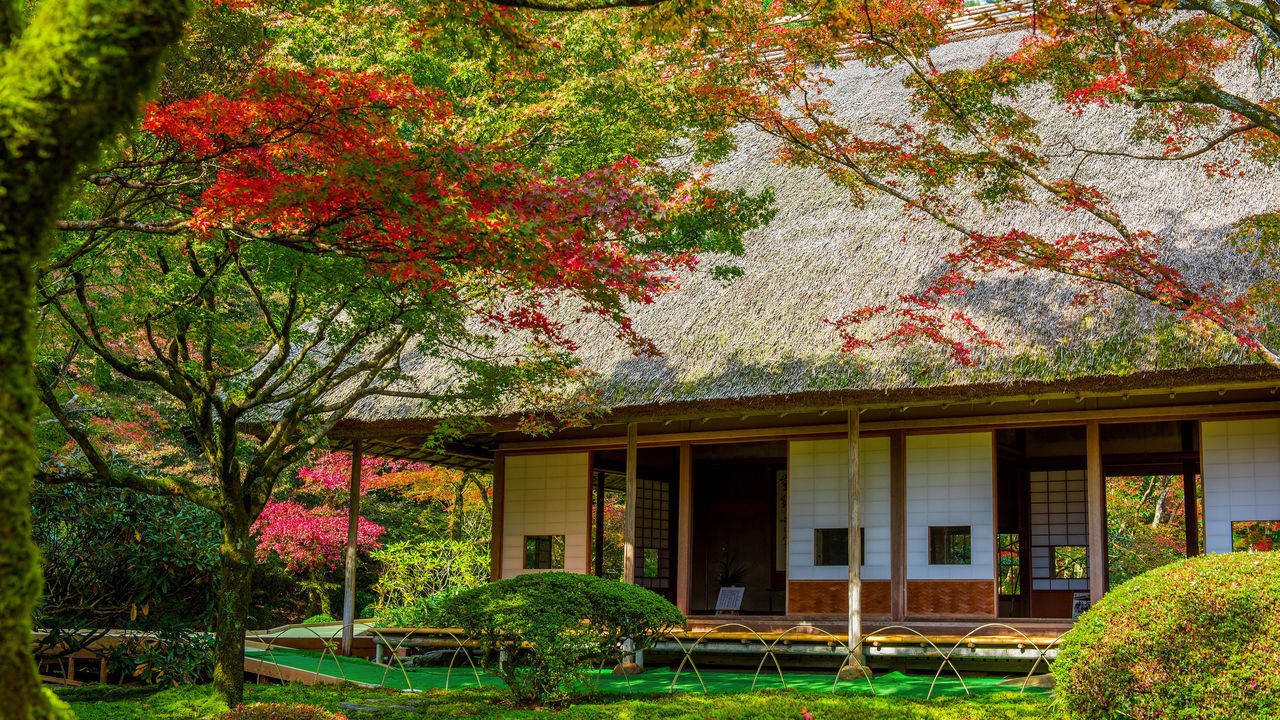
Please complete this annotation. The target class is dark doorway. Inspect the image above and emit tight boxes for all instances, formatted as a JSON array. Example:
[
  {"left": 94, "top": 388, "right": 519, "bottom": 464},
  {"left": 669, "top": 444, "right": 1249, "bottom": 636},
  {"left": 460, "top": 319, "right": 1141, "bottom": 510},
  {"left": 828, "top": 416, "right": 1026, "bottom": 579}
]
[{"left": 689, "top": 441, "right": 787, "bottom": 614}]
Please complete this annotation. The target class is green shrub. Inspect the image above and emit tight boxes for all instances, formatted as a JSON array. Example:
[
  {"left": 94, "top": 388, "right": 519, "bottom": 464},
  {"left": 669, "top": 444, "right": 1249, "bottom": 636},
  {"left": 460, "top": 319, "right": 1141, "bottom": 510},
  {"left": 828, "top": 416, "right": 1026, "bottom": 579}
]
[
  {"left": 105, "top": 628, "right": 215, "bottom": 686},
  {"left": 301, "top": 614, "right": 336, "bottom": 625},
  {"left": 372, "top": 539, "right": 488, "bottom": 607},
  {"left": 376, "top": 588, "right": 464, "bottom": 628},
  {"left": 1054, "top": 551, "right": 1280, "bottom": 720},
  {"left": 222, "top": 703, "right": 344, "bottom": 720},
  {"left": 441, "top": 572, "right": 685, "bottom": 705}
]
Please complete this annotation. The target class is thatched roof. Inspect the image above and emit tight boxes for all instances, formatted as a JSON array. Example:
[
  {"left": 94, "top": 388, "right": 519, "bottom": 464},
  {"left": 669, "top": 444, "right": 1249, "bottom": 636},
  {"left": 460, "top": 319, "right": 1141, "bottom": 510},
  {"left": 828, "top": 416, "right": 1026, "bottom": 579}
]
[{"left": 350, "top": 26, "right": 1280, "bottom": 424}]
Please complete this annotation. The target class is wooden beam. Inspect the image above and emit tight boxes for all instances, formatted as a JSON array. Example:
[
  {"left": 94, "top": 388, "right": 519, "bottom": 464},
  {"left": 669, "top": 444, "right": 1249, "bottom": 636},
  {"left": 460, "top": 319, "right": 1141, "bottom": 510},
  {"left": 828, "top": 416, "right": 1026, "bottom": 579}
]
[
  {"left": 491, "top": 452, "right": 506, "bottom": 581},
  {"left": 341, "top": 440, "right": 363, "bottom": 656},
  {"left": 847, "top": 410, "right": 863, "bottom": 666},
  {"left": 623, "top": 422, "right": 638, "bottom": 584},
  {"left": 497, "top": 401, "right": 1280, "bottom": 452},
  {"left": 677, "top": 442, "right": 694, "bottom": 614},
  {"left": 1086, "top": 422, "right": 1107, "bottom": 604},
  {"left": 889, "top": 431, "right": 906, "bottom": 622}
]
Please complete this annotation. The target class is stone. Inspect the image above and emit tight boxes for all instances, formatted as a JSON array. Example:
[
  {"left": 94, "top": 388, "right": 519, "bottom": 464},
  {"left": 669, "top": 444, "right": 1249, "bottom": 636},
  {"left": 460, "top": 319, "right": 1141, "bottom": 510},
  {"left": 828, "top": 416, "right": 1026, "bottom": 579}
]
[
  {"left": 338, "top": 702, "right": 383, "bottom": 712},
  {"left": 999, "top": 673, "right": 1056, "bottom": 688},
  {"left": 836, "top": 662, "right": 872, "bottom": 681},
  {"left": 611, "top": 662, "right": 644, "bottom": 675}
]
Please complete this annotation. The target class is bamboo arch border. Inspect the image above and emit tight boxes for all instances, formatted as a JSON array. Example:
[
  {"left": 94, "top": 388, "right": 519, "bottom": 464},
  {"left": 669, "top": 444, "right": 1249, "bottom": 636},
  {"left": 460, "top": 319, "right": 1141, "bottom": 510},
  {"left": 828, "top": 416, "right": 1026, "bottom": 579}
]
[{"left": 245, "top": 622, "right": 1068, "bottom": 700}]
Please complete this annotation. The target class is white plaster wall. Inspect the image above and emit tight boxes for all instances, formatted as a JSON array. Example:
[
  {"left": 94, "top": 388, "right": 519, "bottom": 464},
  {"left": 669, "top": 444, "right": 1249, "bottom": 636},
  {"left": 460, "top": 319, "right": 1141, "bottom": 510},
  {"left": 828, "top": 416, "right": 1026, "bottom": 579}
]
[
  {"left": 788, "top": 437, "right": 891, "bottom": 581},
  {"left": 501, "top": 452, "right": 590, "bottom": 578},
  {"left": 1202, "top": 419, "right": 1280, "bottom": 554},
  {"left": 905, "top": 432, "right": 994, "bottom": 580}
]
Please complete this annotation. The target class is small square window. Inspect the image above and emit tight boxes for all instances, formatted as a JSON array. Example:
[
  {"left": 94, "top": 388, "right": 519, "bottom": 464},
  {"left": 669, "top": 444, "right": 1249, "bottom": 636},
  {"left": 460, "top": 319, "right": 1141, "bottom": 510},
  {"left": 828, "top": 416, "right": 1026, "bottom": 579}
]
[
  {"left": 1052, "top": 546, "right": 1088, "bottom": 579},
  {"left": 929, "top": 526, "right": 971, "bottom": 565},
  {"left": 813, "top": 528, "right": 864, "bottom": 566},
  {"left": 641, "top": 547, "right": 660, "bottom": 578},
  {"left": 1232, "top": 521, "right": 1280, "bottom": 552},
  {"left": 523, "top": 535, "right": 565, "bottom": 570}
]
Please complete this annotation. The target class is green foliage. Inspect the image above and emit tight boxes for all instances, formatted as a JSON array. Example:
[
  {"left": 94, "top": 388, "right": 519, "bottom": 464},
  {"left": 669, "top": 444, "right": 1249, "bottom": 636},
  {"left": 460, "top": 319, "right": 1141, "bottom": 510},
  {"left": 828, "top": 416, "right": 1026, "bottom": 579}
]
[
  {"left": 57, "top": 681, "right": 1059, "bottom": 720},
  {"left": 377, "top": 589, "right": 465, "bottom": 629},
  {"left": 302, "top": 614, "right": 337, "bottom": 625},
  {"left": 1105, "top": 475, "right": 1195, "bottom": 586},
  {"left": 106, "top": 628, "right": 215, "bottom": 686},
  {"left": 441, "top": 573, "right": 686, "bottom": 705},
  {"left": 223, "top": 703, "right": 344, "bottom": 720},
  {"left": 1054, "top": 551, "right": 1280, "bottom": 720},
  {"left": 31, "top": 484, "right": 218, "bottom": 636},
  {"left": 372, "top": 539, "right": 489, "bottom": 617}
]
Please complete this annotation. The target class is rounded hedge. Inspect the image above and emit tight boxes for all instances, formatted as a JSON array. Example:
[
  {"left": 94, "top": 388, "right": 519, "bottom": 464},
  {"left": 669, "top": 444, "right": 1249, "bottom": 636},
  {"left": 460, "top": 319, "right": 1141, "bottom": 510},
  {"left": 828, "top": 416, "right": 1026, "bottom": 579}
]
[
  {"left": 1054, "top": 551, "right": 1280, "bottom": 720},
  {"left": 441, "top": 572, "right": 686, "bottom": 704}
]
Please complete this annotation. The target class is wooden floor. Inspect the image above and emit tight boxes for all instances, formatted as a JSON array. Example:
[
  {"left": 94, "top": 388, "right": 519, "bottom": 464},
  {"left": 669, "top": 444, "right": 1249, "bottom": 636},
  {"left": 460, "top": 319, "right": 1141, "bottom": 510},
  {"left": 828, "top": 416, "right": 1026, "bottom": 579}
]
[
  {"left": 680, "top": 614, "right": 1070, "bottom": 640},
  {"left": 684, "top": 615, "right": 1074, "bottom": 640}
]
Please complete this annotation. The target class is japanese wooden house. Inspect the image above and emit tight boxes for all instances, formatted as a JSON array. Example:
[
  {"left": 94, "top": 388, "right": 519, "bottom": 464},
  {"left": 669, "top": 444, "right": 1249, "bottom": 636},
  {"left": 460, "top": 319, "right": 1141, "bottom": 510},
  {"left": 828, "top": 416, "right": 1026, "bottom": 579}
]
[{"left": 328, "top": 16, "right": 1280, "bottom": 644}]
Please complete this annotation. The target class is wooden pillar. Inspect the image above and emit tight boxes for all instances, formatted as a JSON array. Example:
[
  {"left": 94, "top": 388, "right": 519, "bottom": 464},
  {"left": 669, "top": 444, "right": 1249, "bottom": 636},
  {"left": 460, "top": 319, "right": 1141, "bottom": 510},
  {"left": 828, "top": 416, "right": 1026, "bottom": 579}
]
[
  {"left": 623, "top": 422, "right": 638, "bottom": 584},
  {"left": 340, "top": 440, "right": 363, "bottom": 656},
  {"left": 491, "top": 452, "right": 506, "bottom": 581},
  {"left": 1085, "top": 422, "right": 1107, "bottom": 604},
  {"left": 847, "top": 410, "right": 863, "bottom": 665},
  {"left": 889, "top": 431, "right": 907, "bottom": 621},
  {"left": 594, "top": 469, "right": 605, "bottom": 576},
  {"left": 676, "top": 442, "right": 693, "bottom": 614},
  {"left": 1184, "top": 459, "right": 1200, "bottom": 557}
]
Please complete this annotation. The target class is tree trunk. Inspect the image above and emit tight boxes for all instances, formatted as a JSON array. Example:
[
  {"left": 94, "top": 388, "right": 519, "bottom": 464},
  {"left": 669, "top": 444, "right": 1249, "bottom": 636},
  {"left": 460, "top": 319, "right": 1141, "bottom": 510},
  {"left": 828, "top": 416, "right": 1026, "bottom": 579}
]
[
  {"left": 0, "top": 242, "right": 71, "bottom": 720},
  {"left": 0, "top": 1, "right": 188, "bottom": 716},
  {"left": 213, "top": 509, "right": 255, "bottom": 708}
]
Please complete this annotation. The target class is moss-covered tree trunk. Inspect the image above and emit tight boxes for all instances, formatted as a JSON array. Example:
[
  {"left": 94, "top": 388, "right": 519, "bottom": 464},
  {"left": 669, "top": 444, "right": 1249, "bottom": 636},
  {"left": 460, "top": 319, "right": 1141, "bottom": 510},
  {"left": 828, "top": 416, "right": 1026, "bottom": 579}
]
[
  {"left": 0, "top": 1, "right": 188, "bottom": 717},
  {"left": 213, "top": 506, "right": 255, "bottom": 708}
]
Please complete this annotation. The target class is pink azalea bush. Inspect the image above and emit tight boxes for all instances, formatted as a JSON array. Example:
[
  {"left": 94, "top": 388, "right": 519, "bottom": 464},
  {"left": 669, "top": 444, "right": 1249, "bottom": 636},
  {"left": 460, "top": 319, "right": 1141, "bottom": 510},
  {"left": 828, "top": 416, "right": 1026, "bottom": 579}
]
[
  {"left": 252, "top": 500, "right": 385, "bottom": 573},
  {"left": 1054, "top": 551, "right": 1280, "bottom": 719},
  {"left": 252, "top": 452, "right": 433, "bottom": 573}
]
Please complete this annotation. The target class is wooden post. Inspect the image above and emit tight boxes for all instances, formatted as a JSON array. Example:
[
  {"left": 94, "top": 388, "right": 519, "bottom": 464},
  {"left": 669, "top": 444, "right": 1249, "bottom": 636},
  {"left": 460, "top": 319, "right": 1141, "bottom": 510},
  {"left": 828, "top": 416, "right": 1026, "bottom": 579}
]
[
  {"left": 677, "top": 442, "right": 694, "bottom": 614},
  {"left": 889, "top": 430, "right": 906, "bottom": 621},
  {"left": 594, "top": 470, "right": 605, "bottom": 576},
  {"left": 491, "top": 452, "right": 506, "bottom": 581},
  {"left": 340, "top": 440, "right": 363, "bottom": 656},
  {"left": 1184, "top": 459, "right": 1200, "bottom": 557},
  {"left": 623, "top": 422, "right": 638, "bottom": 584},
  {"left": 847, "top": 409, "right": 864, "bottom": 669},
  {"left": 1085, "top": 422, "right": 1106, "bottom": 604}
]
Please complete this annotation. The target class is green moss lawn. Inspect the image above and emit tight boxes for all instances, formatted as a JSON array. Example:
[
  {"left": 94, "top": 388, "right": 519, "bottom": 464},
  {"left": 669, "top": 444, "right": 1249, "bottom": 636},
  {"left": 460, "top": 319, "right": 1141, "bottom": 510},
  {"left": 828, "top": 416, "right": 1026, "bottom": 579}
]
[{"left": 58, "top": 682, "right": 1061, "bottom": 720}]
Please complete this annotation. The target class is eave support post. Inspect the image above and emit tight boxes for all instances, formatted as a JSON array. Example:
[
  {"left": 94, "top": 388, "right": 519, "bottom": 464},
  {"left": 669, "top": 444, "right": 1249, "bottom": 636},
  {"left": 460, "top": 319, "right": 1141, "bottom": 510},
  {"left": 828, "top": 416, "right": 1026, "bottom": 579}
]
[
  {"left": 615, "top": 422, "right": 643, "bottom": 675},
  {"left": 844, "top": 408, "right": 865, "bottom": 676},
  {"left": 1086, "top": 421, "right": 1107, "bottom": 605},
  {"left": 676, "top": 442, "right": 693, "bottom": 615},
  {"left": 492, "top": 452, "right": 506, "bottom": 581},
  {"left": 340, "top": 439, "right": 363, "bottom": 656},
  {"left": 623, "top": 422, "right": 638, "bottom": 585},
  {"left": 889, "top": 430, "right": 907, "bottom": 621}
]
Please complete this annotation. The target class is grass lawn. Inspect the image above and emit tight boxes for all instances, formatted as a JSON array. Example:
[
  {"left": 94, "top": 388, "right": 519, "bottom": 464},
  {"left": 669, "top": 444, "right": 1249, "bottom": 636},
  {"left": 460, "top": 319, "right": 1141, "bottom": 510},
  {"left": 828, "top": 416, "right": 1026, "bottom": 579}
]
[{"left": 58, "top": 681, "right": 1063, "bottom": 719}]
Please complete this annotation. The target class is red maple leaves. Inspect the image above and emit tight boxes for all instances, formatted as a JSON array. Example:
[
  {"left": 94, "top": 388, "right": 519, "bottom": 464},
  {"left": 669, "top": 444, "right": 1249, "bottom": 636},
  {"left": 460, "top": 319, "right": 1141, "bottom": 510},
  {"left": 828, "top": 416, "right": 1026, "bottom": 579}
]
[{"left": 142, "top": 68, "right": 699, "bottom": 352}]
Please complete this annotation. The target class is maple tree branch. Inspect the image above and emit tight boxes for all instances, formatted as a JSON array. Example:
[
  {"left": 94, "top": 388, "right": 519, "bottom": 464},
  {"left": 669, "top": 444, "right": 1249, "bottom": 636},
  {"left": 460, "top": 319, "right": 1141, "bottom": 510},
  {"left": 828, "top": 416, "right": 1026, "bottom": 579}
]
[
  {"left": 1131, "top": 78, "right": 1280, "bottom": 139},
  {"left": 56, "top": 217, "right": 187, "bottom": 234},
  {"left": 1178, "top": 0, "right": 1280, "bottom": 48},
  {"left": 884, "top": 42, "right": 1137, "bottom": 242},
  {"left": 484, "top": 0, "right": 667, "bottom": 10},
  {"left": 35, "top": 467, "right": 221, "bottom": 512},
  {"left": 1060, "top": 122, "right": 1260, "bottom": 162},
  {"left": 35, "top": 374, "right": 220, "bottom": 511}
]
